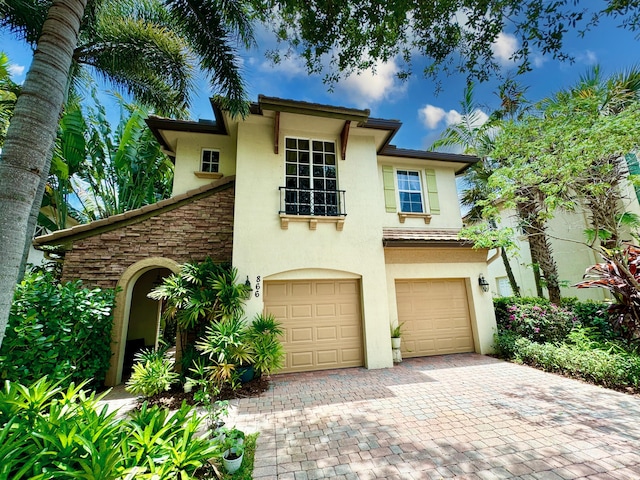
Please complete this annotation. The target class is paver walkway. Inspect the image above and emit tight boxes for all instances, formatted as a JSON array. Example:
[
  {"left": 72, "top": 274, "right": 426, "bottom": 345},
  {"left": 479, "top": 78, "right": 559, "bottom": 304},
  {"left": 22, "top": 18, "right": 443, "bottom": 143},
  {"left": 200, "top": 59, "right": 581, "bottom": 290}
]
[{"left": 224, "top": 354, "right": 640, "bottom": 479}]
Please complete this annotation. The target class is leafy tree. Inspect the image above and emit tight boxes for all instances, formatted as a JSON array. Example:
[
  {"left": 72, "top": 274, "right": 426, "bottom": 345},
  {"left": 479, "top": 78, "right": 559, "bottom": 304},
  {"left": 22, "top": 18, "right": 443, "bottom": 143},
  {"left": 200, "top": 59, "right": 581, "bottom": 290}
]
[
  {"left": 252, "top": 1, "right": 640, "bottom": 86},
  {"left": 0, "top": 0, "right": 254, "bottom": 349},
  {"left": 74, "top": 95, "right": 174, "bottom": 221},
  {"left": 488, "top": 69, "right": 640, "bottom": 304},
  {"left": 433, "top": 83, "right": 521, "bottom": 296}
]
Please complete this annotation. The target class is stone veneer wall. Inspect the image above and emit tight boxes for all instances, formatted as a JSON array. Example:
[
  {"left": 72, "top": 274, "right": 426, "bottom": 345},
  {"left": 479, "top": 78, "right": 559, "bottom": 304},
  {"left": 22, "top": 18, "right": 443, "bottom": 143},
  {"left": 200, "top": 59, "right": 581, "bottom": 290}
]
[{"left": 60, "top": 186, "right": 235, "bottom": 288}]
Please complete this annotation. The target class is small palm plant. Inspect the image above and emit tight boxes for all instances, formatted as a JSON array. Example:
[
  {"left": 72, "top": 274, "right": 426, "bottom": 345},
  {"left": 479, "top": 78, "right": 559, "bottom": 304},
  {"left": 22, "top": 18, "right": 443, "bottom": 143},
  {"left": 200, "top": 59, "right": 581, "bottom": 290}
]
[
  {"left": 248, "top": 314, "right": 285, "bottom": 376},
  {"left": 195, "top": 316, "right": 254, "bottom": 390}
]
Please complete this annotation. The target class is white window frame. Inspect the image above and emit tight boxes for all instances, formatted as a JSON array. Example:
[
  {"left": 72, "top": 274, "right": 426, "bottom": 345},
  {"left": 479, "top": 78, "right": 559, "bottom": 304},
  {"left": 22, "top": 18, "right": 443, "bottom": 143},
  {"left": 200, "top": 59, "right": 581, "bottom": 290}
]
[
  {"left": 284, "top": 136, "right": 339, "bottom": 216},
  {"left": 200, "top": 149, "right": 220, "bottom": 173},
  {"left": 396, "top": 169, "right": 425, "bottom": 213}
]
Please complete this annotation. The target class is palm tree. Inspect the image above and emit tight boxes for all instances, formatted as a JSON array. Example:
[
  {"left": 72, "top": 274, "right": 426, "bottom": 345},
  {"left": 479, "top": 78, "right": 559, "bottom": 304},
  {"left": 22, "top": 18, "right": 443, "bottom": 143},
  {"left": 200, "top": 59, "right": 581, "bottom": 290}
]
[
  {"left": 432, "top": 83, "right": 521, "bottom": 297},
  {"left": 0, "top": 0, "right": 255, "bottom": 349},
  {"left": 544, "top": 66, "right": 640, "bottom": 249},
  {"left": 0, "top": 52, "right": 20, "bottom": 146}
]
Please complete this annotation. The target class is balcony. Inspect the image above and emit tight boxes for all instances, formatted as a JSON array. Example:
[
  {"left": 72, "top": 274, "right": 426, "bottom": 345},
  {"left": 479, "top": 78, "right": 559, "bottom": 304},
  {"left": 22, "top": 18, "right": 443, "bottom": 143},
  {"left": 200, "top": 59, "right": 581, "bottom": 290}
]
[{"left": 278, "top": 187, "right": 347, "bottom": 230}]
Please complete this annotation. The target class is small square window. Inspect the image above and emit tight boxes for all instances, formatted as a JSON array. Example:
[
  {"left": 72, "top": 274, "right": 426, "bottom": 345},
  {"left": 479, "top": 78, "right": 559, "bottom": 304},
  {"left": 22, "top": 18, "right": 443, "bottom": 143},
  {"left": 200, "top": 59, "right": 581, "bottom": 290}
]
[{"left": 201, "top": 149, "right": 220, "bottom": 173}]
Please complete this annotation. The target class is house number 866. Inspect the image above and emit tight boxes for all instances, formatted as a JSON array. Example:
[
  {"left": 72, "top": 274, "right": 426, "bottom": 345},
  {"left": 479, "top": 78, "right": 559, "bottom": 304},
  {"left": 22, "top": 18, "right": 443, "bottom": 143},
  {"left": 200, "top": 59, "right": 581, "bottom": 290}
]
[{"left": 254, "top": 276, "right": 261, "bottom": 297}]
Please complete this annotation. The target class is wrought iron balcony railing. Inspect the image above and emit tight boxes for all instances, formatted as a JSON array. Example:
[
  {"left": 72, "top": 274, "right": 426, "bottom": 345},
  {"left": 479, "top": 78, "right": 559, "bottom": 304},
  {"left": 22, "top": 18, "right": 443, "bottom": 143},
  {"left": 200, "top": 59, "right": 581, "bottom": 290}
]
[{"left": 279, "top": 187, "right": 347, "bottom": 217}]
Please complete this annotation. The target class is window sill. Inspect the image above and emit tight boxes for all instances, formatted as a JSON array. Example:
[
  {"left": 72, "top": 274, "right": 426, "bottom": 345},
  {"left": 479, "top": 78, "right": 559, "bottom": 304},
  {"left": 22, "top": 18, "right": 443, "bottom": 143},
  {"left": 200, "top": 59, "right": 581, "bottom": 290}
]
[
  {"left": 398, "top": 212, "right": 432, "bottom": 224},
  {"left": 194, "top": 171, "right": 223, "bottom": 179},
  {"left": 280, "top": 214, "right": 346, "bottom": 231}
]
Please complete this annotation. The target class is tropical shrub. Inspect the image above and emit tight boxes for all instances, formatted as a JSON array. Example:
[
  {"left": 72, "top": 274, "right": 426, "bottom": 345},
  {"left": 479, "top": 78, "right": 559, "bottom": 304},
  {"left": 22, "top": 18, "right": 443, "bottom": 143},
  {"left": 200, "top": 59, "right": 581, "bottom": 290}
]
[
  {"left": 505, "top": 335, "right": 640, "bottom": 391},
  {"left": 0, "top": 377, "right": 218, "bottom": 479},
  {"left": 493, "top": 296, "right": 551, "bottom": 326},
  {"left": 196, "top": 316, "right": 254, "bottom": 390},
  {"left": 126, "top": 346, "right": 180, "bottom": 398},
  {"left": 0, "top": 271, "right": 115, "bottom": 389},
  {"left": 247, "top": 314, "right": 285, "bottom": 376},
  {"left": 575, "top": 245, "right": 640, "bottom": 343},
  {"left": 499, "top": 303, "right": 577, "bottom": 343}
]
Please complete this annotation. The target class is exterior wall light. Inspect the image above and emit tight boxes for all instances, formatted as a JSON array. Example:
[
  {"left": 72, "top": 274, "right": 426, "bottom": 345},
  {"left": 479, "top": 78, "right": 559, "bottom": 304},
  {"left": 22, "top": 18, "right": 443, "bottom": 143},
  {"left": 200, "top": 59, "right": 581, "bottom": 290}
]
[
  {"left": 478, "top": 274, "right": 490, "bottom": 292},
  {"left": 244, "top": 276, "right": 253, "bottom": 299}
]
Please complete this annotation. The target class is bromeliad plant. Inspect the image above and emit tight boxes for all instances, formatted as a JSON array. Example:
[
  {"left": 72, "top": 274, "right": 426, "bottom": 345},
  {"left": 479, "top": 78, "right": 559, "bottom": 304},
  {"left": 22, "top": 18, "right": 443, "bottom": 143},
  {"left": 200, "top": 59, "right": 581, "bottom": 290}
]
[{"left": 575, "top": 244, "right": 640, "bottom": 343}]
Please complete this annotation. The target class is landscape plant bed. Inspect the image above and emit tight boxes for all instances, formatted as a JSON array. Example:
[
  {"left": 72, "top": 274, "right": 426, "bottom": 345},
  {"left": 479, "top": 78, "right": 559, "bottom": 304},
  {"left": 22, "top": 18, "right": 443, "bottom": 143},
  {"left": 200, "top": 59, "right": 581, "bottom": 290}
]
[
  {"left": 495, "top": 333, "right": 640, "bottom": 395},
  {"left": 141, "top": 375, "right": 271, "bottom": 410}
]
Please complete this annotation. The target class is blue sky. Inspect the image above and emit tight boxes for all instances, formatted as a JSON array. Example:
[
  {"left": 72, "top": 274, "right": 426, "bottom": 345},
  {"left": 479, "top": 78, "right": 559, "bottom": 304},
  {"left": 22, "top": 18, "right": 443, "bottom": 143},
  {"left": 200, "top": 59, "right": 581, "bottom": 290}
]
[{"left": 4, "top": 13, "right": 640, "bottom": 152}]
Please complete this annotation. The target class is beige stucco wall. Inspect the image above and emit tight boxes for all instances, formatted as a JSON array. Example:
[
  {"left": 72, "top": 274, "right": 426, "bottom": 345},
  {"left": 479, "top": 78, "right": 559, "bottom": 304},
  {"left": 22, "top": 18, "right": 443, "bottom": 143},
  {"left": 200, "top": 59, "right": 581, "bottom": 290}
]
[
  {"left": 376, "top": 155, "right": 463, "bottom": 229},
  {"left": 171, "top": 131, "right": 238, "bottom": 196},
  {"left": 228, "top": 111, "right": 498, "bottom": 369},
  {"left": 231, "top": 112, "right": 394, "bottom": 369}
]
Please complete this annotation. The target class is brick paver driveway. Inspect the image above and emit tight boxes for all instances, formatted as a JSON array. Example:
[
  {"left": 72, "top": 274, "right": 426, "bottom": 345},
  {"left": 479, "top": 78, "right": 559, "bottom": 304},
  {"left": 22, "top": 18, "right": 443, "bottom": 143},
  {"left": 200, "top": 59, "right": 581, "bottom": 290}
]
[{"left": 225, "top": 353, "right": 640, "bottom": 479}]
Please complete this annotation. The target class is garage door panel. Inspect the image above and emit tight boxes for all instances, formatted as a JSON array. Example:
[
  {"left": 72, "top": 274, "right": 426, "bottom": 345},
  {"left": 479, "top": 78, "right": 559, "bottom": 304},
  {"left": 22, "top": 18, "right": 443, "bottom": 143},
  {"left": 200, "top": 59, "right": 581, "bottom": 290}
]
[
  {"left": 315, "top": 282, "right": 336, "bottom": 295},
  {"left": 396, "top": 279, "right": 474, "bottom": 358},
  {"left": 291, "top": 304, "right": 312, "bottom": 318},
  {"left": 291, "top": 282, "right": 312, "bottom": 297},
  {"left": 290, "top": 327, "right": 313, "bottom": 342},
  {"left": 316, "top": 304, "right": 336, "bottom": 316},
  {"left": 317, "top": 326, "right": 337, "bottom": 340},
  {"left": 290, "top": 352, "right": 313, "bottom": 369},
  {"left": 264, "top": 279, "right": 363, "bottom": 373},
  {"left": 317, "top": 350, "right": 338, "bottom": 365},
  {"left": 341, "top": 348, "right": 362, "bottom": 363}
]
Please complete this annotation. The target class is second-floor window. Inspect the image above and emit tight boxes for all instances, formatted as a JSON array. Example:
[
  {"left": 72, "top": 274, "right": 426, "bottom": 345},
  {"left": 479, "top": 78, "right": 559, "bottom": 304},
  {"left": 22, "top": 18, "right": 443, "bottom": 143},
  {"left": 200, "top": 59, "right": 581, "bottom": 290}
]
[
  {"left": 396, "top": 170, "right": 424, "bottom": 213},
  {"left": 284, "top": 137, "right": 339, "bottom": 215},
  {"left": 201, "top": 149, "right": 220, "bottom": 173}
]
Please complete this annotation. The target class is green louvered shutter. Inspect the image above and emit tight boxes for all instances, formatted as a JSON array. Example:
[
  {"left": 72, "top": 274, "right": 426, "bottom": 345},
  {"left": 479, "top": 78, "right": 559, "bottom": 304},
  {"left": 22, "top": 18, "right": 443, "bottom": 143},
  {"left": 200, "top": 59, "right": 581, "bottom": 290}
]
[
  {"left": 425, "top": 169, "right": 440, "bottom": 214},
  {"left": 625, "top": 153, "right": 640, "bottom": 203},
  {"left": 382, "top": 166, "right": 397, "bottom": 212}
]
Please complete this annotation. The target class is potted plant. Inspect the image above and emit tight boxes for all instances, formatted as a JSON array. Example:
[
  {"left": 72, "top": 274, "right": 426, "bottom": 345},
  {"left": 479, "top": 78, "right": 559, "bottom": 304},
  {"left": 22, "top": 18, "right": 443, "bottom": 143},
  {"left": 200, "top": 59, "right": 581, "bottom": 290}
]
[
  {"left": 222, "top": 432, "right": 245, "bottom": 474},
  {"left": 390, "top": 322, "right": 404, "bottom": 349}
]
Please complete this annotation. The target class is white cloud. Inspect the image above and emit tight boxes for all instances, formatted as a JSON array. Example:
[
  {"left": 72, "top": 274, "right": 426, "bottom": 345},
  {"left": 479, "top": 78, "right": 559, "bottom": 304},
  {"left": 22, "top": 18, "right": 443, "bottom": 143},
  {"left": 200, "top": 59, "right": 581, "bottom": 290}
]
[
  {"left": 419, "top": 104, "right": 489, "bottom": 131},
  {"left": 258, "top": 51, "right": 306, "bottom": 78},
  {"left": 532, "top": 53, "right": 547, "bottom": 68},
  {"left": 336, "top": 59, "right": 407, "bottom": 108},
  {"left": 491, "top": 32, "right": 518, "bottom": 65},
  {"left": 419, "top": 105, "right": 447, "bottom": 129},
  {"left": 8, "top": 64, "right": 25, "bottom": 78},
  {"left": 578, "top": 50, "right": 598, "bottom": 65}
]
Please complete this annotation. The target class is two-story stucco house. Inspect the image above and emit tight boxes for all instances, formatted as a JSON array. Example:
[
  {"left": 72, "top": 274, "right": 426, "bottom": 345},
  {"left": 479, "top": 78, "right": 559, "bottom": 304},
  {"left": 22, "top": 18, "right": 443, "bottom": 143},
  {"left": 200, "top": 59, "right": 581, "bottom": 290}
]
[{"left": 35, "top": 95, "right": 498, "bottom": 386}]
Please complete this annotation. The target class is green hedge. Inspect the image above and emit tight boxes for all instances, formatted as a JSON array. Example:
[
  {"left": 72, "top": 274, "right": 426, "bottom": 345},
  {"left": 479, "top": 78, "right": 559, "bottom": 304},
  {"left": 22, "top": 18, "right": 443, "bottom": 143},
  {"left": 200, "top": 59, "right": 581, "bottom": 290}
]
[
  {"left": 495, "top": 333, "right": 640, "bottom": 391},
  {"left": 0, "top": 271, "right": 116, "bottom": 390}
]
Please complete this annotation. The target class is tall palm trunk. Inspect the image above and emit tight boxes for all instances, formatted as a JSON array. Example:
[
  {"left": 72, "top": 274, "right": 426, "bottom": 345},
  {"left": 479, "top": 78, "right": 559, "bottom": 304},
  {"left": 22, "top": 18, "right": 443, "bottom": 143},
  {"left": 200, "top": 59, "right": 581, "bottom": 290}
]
[
  {"left": 517, "top": 199, "right": 562, "bottom": 305},
  {"left": 0, "top": 0, "right": 87, "bottom": 348},
  {"left": 501, "top": 247, "right": 520, "bottom": 296},
  {"left": 517, "top": 191, "right": 561, "bottom": 304}
]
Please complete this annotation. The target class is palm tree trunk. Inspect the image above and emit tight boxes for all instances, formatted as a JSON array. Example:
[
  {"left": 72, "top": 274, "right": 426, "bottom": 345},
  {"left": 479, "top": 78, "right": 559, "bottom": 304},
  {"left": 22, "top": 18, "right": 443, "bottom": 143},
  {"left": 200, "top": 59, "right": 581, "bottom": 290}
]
[
  {"left": 500, "top": 248, "right": 520, "bottom": 296},
  {"left": 529, "top": 249, "right": 545, "bottom": 298},
  {"left": 0, "top": 0, "right": 87, "bottom": 348},
  {"left": 18, "top": 175, "right": 48, "bottom": 279},
  {"left": 517, "top": 196, "right": 561, "bottom": 304}
]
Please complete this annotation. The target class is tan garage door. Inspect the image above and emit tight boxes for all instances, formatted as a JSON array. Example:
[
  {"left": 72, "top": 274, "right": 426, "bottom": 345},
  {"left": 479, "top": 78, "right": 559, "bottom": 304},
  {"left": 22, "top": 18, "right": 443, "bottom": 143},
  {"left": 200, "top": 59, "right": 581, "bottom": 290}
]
[
  {"left": 396, "top": 279, "right": 474, "bottom": 357},
  {"left": 263, "top": 279, "right": 363, "bottom": 373}
]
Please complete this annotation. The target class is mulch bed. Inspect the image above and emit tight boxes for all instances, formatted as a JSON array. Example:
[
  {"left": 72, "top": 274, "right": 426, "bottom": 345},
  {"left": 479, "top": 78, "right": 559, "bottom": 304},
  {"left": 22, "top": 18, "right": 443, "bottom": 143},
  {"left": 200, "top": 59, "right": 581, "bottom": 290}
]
[{"left": 141, "top": 376, "right": 271, "bottom": 410}]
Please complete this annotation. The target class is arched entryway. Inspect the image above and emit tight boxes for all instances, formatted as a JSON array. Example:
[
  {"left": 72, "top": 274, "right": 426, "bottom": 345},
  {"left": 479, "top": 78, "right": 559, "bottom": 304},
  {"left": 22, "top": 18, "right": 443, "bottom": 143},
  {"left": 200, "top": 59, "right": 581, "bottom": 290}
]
[
  {"left": 121, "top": 267, "right": 173, "bottom": 379},
  {"left": 105, "top": 257, "right": 180, "bottom": 386}
]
